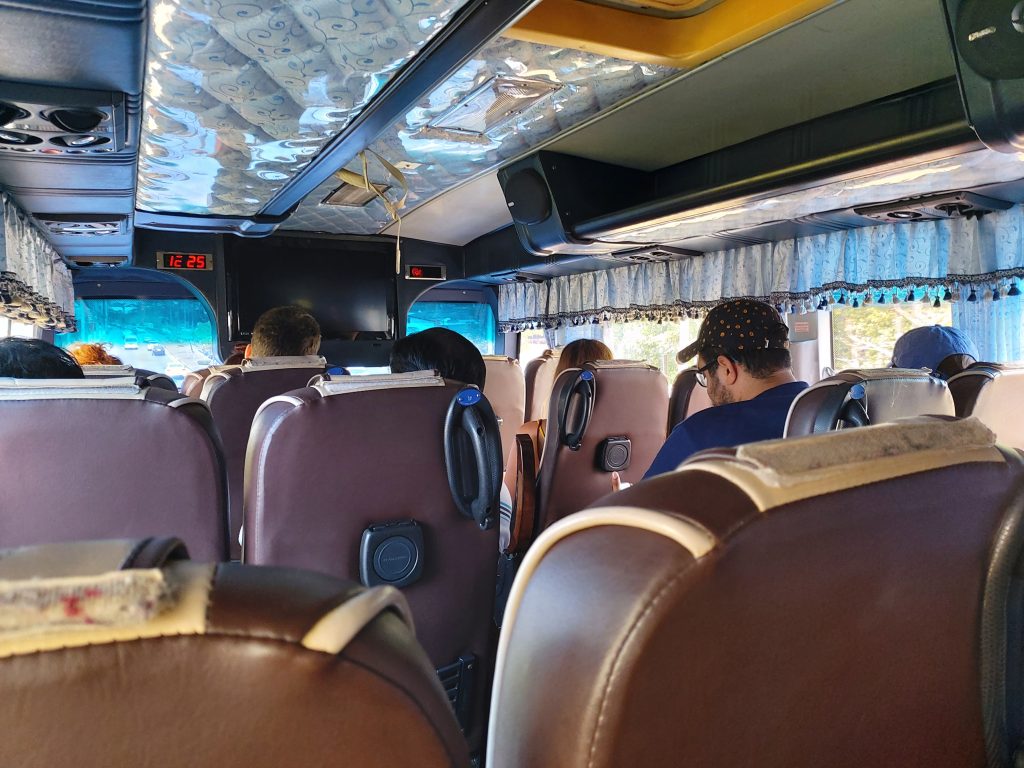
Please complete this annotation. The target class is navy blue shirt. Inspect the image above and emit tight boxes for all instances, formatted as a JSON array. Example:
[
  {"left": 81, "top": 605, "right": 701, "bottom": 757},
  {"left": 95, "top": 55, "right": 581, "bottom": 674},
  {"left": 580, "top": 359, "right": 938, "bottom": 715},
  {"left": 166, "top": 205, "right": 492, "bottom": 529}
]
[{"left": 644, "top": 381, "right": 809, "bottom": 478}]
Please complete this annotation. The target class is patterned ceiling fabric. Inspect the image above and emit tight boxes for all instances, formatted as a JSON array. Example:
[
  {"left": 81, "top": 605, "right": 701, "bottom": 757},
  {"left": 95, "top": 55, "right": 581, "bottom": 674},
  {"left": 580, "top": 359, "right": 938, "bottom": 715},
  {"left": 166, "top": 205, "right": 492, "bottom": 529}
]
[
  {"left": 283, "top": 36, "right": 677, "bottom": 234},
  {"left": 497, "top": 204, "right": 1024, "bottom": 331},
  {"left": 0, "top": 196, "right": 76, "bottom": 331},
  {"left": 137, "top": 0, "right": 470, "bottom": 216}
]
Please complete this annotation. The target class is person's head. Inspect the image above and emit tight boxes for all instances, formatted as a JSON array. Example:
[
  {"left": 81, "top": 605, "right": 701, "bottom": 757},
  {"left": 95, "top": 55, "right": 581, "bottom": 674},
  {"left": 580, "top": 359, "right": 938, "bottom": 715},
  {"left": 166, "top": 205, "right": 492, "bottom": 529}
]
[
  {"left": 250, "top": 306, "right": 321, "bottom": 357},
  {"left": 390, "top": 327, "right": 486, "bottom": 388},
  {"left": 0, "top": 338, "right": 84, "bottom": 379},
  {"left": 554, "top": 338, "right": 614, "bottom": 377},
  {"left": 678, "top": 299, "right": 793, "bottom": 406},
  {"left": 891, "top": 325, "right": 978, "bottom": 379},
  {"left": 67, "top": 342, "right": 122, "bottom": 366}
]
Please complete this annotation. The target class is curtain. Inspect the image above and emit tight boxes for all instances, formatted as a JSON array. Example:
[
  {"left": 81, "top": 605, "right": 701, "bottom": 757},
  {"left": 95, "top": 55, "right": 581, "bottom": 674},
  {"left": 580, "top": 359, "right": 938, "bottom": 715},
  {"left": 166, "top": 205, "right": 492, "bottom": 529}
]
[
  {"left": 498, "top": 204, "right": 1024, "bottom": 333},
  {"left": 0, "top": 194, "right": 76, "bottom": 331}
]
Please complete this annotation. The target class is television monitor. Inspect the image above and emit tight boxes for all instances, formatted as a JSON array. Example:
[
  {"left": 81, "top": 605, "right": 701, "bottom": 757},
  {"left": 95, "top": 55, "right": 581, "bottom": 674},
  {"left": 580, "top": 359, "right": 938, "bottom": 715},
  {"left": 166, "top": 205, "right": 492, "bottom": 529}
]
[{"left": 226, "top": 237, "right": 396, "bottom": 343}]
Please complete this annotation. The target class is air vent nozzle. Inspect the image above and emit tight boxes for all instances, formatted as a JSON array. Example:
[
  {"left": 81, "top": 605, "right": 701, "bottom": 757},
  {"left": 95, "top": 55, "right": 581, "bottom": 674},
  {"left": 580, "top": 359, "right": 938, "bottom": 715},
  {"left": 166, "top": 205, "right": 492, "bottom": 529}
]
[
  {"left": 47, "top": 108, "right": 105, "bottom": 134},
  {"left": 854, "top": 191, "right": 1013, "bottom": 223},
  {"left": 321, "top": 182, "right": 391, "bottom": 208}
]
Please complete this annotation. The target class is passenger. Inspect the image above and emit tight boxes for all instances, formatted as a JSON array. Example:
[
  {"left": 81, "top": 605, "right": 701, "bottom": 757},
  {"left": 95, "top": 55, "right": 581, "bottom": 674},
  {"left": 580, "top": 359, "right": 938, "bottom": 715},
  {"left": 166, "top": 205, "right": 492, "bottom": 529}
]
[
  {"left": 553, "top": 338, "right": 613, "bottom": 377},
  {"left": 249, "top": 306, "right": 321, "bottom": 357},
  {"left": 390, "top": 327, "right": 486, "bottom": 386},
  {"left": 67, "top": 342, "right": 122, "bottom": 366},
  {"left": 891, "top": 325, "right": 978, "bottom": 379},
  {"left": 0, "top": 338, "right": 84, "bottom": 379},
  {"left": 643, "top": 299, "right": 808, "bottom": 478},
  {"left": 223, "top": 342, "right": 248, "bottom": 366}
]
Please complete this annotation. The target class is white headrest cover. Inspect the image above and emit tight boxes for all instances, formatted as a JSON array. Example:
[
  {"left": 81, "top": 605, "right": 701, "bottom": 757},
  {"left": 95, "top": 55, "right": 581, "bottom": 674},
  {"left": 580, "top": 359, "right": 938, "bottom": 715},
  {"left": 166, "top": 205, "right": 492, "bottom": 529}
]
[
  {"left": 81, "top": 365, "right": 136, "bottom": 377},
  {"left": 313, "top": 369, "right": 445, "bottom": 397},
  {"left": 242, "top": 355, "right": 327, "bottom": 370},
  {"left": 587, "top": 359, "right": 657, "bottom": 371},
  {"left": 0, "top": 377, "right": 143, "bottom": 399}
]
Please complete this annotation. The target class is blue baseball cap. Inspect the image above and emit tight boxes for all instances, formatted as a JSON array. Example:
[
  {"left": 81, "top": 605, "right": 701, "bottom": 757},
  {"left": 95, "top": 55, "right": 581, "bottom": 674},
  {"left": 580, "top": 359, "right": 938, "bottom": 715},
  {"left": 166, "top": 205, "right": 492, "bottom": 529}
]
[{"left": 891, "top": 326, "right": 979, "bottom": 371}]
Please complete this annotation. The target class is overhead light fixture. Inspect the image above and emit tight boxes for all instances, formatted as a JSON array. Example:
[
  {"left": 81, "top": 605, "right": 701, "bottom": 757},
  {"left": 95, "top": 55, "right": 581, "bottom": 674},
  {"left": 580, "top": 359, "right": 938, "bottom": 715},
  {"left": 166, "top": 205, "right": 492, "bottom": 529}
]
[
  {"left": 321, "top": 182, "right": 391, "bottom": 208},
  {"left": 428, "top": 77, "right": 561, "bottom": 136}
]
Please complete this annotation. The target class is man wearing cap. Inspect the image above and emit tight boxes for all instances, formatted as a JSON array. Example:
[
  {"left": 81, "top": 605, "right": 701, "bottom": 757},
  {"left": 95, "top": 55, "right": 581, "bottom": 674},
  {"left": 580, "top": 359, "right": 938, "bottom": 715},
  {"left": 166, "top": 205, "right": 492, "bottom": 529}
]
[
  {"left": 891, "top": 325, "right": 978, "bottom": 379},
  {"left": 644, "top": 299, "right": 809, "bottom": 478}
]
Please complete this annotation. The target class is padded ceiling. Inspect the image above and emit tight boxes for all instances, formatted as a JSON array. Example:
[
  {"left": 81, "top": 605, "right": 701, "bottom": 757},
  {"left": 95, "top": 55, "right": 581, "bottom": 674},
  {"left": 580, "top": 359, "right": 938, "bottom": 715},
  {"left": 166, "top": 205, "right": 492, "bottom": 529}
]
[{"left": 319, "top": 0, "right": 962, "bottom": 247}]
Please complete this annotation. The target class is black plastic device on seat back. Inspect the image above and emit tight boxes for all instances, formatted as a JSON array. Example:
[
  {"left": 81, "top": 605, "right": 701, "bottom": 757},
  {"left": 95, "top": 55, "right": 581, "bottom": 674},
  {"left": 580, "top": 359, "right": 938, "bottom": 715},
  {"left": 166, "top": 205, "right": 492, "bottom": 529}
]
[
  {"left": 444, "top": 387, "right": 502, "bottom": 531},
  {"left": 558, "top": 369, "right": 596, "bottom": 451}
]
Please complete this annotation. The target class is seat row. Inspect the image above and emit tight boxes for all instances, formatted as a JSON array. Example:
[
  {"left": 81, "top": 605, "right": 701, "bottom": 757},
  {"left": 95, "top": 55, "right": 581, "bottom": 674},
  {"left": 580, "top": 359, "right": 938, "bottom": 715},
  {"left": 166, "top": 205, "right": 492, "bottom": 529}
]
[{"left": 2, "top": 415, "right": 1021, "bottom": 767}]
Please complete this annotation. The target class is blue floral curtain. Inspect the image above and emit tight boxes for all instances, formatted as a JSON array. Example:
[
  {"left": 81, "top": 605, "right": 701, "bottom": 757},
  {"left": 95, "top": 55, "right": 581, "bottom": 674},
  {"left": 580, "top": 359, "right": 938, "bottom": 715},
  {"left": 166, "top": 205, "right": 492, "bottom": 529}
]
[{"left": 499, "top": 204, "right": 1024, "bottom": 360}]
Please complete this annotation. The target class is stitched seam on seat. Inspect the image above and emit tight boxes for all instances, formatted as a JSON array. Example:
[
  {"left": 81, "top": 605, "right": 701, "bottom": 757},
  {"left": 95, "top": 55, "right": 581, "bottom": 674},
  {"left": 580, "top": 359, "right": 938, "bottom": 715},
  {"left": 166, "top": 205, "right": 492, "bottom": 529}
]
[{"left": 586, "top": 567, "right": 691, "bottom": 768}]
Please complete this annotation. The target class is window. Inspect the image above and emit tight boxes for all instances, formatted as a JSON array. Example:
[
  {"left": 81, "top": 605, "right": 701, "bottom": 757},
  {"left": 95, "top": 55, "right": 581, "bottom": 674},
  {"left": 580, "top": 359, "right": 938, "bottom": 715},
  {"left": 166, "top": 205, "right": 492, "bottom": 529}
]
[
  {"left": 406, "top": 301, "right": 496, "bottom": 355},
  {"left": 0, "top": 318, "right": 40, "bottom": 339},
  {"left": 518, "top": 318, "right": 702, "bottom": 380},
  {"left": 830, "top": 303, "right": 952, "bottom": 370},
  {"left": 57, "top": 297, "right": 217, "bottom": 384}
]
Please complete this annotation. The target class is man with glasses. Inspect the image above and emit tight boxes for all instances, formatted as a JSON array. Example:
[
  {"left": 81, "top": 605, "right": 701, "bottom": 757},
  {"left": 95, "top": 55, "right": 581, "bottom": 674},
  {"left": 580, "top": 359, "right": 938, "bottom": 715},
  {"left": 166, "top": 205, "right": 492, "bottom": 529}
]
[{"left": 644, "top": 299, "right": 808, "bottom": 478}]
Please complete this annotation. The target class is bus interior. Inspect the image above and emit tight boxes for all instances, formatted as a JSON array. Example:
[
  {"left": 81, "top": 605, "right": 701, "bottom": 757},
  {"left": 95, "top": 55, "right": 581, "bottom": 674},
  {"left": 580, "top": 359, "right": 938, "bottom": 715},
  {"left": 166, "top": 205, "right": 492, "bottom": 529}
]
[{"left": 1, "top": 0, "right": 1024, "bottom": 766}]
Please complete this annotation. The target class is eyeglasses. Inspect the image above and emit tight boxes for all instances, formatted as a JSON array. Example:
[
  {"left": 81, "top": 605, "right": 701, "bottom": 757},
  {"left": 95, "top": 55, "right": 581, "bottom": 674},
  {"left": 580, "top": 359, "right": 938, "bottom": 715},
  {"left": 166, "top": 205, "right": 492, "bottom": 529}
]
[{"left": 694, "top": 359, "right": 718, "bottom": 388}]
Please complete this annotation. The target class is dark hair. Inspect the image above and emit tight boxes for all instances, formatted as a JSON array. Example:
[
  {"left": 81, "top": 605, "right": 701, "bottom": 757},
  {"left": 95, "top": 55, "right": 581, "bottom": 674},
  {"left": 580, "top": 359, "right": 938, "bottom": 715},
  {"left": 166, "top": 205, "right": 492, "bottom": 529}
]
[
  {"left": 554, "top": 338, "right": 614, "bottom": 377},
  {"left": 703, "top": 346, "right": 792, "bottom": 379},
  {"left": 390, "top": 327, "right": 486, "bottom": 388},
  {"left": 0, "top": 338, "right": 84, "bottom": 379},
  {"left": 251, "top": 306, "right": 321, "bottom": 357}
]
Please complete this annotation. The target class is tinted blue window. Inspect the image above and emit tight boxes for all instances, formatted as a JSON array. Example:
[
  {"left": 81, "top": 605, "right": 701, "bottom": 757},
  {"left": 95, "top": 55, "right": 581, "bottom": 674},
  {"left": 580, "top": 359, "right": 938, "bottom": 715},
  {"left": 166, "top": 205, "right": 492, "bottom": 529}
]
[
  {"left": 58, "top": 297, "right": 217, "bottom": 385},
  {"left": 407, "top": 302, "right": 496, "bottom": 355}
]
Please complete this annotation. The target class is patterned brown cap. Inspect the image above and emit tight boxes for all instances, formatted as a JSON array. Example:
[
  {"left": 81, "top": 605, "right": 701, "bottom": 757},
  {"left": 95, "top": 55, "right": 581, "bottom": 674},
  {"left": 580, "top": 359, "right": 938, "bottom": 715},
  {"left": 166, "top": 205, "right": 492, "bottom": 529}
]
[{"left": 677, "top": 299, "right": 790, "bottom": 364}]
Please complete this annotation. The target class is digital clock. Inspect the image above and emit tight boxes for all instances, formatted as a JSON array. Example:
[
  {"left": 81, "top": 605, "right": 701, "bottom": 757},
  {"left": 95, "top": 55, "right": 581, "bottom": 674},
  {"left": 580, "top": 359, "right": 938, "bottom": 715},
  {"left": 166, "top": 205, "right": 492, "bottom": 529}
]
[{"left": 157, "top": 252, "right": 213, "bottom": 271}]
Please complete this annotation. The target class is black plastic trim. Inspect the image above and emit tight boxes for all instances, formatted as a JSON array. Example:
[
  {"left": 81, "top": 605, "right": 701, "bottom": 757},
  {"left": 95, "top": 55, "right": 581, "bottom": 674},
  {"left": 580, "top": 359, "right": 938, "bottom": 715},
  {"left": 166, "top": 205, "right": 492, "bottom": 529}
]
[{"left": 134, "top": 210, "right": 285, "bottom": 237}]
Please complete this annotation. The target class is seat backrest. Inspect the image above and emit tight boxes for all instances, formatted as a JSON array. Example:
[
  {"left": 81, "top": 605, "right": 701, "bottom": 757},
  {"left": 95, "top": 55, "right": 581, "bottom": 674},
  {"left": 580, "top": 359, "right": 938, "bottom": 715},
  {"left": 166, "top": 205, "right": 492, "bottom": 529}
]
[
  {"left": 537, "top": 360, "right": 668, "bottom": 530},
  {"left": 182, "top": 366, "right": 219, "bottom": 398},
  {"left": 0, "top": 538, "right": 468, "bottom": 768},
  {"left": 785, "top": 368, "right": 954, "bottom": 437},
  {"left": 667, "top": 367, "right": 712, "bottom": 432},
  {"left": 81, "top": 364, "right": 177, "bottom": 392},
  {"left": 483, "top": 355, "right": 526, "bottom": 461},
  {"left": 202, "top": 356, "right": 327, "bottom": 558},
  {"left": 245, "top": 371, "right": 501, "bottom": 753},
  {"left": 0, "top": 377, "right": 227, "bottom": 561},
  {"left": 489, "top": 417, "right": 1024, "bottom": 768},
  {"left": 949, "top": 364, "right": 1024, "bottom": 448},
  {"left": 524, "top": 349, "right": 560, "bottom": 422}
]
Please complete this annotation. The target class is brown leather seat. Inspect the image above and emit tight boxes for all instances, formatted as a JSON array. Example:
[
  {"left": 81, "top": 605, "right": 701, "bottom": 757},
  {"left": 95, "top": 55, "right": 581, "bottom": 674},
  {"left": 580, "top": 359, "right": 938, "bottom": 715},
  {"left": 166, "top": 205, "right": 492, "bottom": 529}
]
[
  {"left": 524, "top": 349, "right": 560, "bottom": 422},
  {"left": 667, "top": 367, "right": 712, "bottom": 431},
  {"left": 81, "top": 363, "right": 178, "bottom": 392},
  {"left": 0, "top": 377, "right": 227, "bottom": 561},
  {"left": 0, "top": 537, "right": 468, "bottom": 768},
  {"left": 785, "top": 368, "right": 954, "bottom": 436},
  {"left": 244, "top": 371, "right": 501, "bottom": 753},
  {"left": 483, "top": 355, "right": 526, "bottom": 462},
  {"left": 949, "top": 364, "right": 1024, "bottom": 448},
  {"left": 537, "top": 360, "right": 668, "bottom": 530},
  {"left": 182, "top": 366, "right": 218, "bottom": 398},
  {"left": 201, "top": 357, "right": 327, "bottom": 558},
  {"left": 489, "top": 417, "right": 1024, "bottom": 768}
]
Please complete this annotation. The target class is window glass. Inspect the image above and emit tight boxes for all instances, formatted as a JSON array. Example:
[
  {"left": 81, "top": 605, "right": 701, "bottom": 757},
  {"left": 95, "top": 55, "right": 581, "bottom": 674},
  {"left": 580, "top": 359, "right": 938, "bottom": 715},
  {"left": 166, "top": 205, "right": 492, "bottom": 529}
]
[
  {"left": 406, "top": 301, "right": 496, "bottom": 355},
  {"left": 600, "top": 318, "right": 702, "bottom": 380},
  {"left": 830, "top": 303, "right": 952, "bottom": 370},
  {"left": 1, "top": 318, "right": 39, "bottom": 339},
  {"left": 518, "top": 328, "right": 549, "bottom": 366},
  {"left": 57, "top": 297, "right": 217, "bottom": 385}
]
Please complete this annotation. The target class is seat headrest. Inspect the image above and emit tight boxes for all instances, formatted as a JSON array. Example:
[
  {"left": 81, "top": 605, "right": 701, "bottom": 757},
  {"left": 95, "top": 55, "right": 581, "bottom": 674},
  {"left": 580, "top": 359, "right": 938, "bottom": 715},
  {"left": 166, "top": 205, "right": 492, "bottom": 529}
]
[
  {"left": 81, "top": 365, "right": 136, "bottom": 377},
  {"left": 682, "top": 416, "right": 1001, "bottom": 511},
  {"left": 242, "top": 355, "right": 327, "bottom": 370},
  {"left": 0, "top": 540, "right": 413, "bottom": 661},
  {"left": 0, "top": 377, "right": 143, "bottom": 399},
  {"left": 312, "top": 369, "right": 446, "bottom": 397},
  {"left": 586, "top": 359, "right": 658, "bottom": 371}
]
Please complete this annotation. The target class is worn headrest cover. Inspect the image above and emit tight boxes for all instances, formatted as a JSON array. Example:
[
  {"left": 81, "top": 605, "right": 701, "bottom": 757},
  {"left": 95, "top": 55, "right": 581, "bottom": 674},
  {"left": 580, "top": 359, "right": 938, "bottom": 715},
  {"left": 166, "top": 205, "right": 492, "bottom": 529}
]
[
  {"left": 242, "top": 355, "right": 327, "bottom": 370},
  {"left": 313, "top": 369, "right": 445, "bottom": 397},
  {"left": 0, "top": 377, "right": 142, "bottom": 399},
  {"left": 891, "top": 325, "right": 979, "bottom": 371},
  {"left": 81, "top": 365, "right": 136, "bottom": 376},
  {"left": 677, "top": 299, "right": 789, "bottom": 363},
  {"left": 586, "top": 359, "right": 659, "bottom": 370}
]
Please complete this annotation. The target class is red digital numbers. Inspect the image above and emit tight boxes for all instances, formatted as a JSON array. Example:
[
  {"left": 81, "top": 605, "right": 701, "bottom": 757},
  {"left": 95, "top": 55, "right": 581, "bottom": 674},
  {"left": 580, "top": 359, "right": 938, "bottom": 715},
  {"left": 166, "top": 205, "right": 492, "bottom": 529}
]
[{"left": 161, "top": 252, "right": 210, "bottom": 270}]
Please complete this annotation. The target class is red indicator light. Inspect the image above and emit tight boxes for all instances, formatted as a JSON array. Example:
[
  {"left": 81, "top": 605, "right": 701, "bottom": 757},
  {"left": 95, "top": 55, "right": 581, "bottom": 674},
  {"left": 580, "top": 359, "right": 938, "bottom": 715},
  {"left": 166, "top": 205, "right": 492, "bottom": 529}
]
[{"left": 410, "top": 266, "right": 424, "bottom": 277}]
